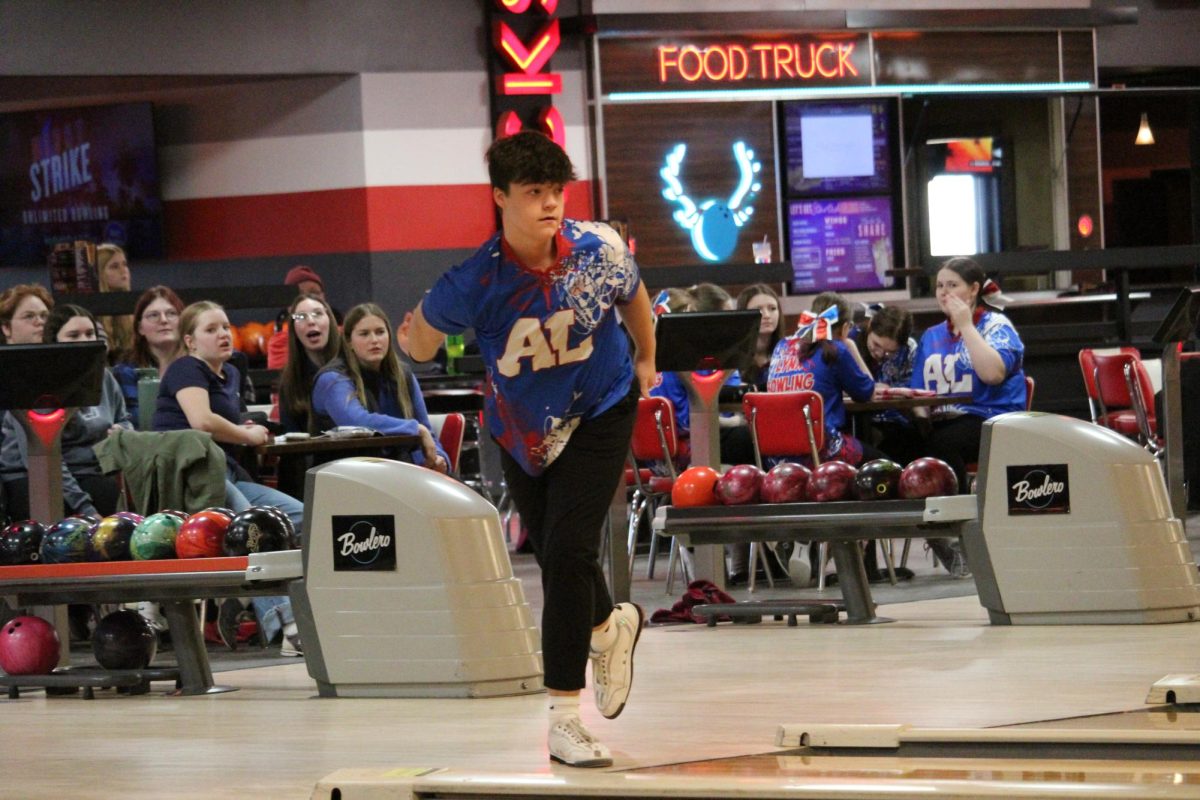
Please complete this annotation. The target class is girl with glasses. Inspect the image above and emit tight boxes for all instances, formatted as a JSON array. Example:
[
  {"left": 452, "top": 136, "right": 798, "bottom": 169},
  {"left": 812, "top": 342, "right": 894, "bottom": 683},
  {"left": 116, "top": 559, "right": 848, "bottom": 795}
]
[
  {"left": 112, "top": 286, "right": 186, "bottom": 427},
  {"left": 277, "top": 294, "right": 343, "bottom": 435},
  {"left": 0, "top": 283, "right": 53, "bottom": 344}
]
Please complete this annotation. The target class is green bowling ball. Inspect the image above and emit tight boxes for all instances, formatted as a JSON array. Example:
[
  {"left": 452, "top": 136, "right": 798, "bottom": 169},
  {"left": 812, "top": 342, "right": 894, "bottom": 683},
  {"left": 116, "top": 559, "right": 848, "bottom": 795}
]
[{"left": 129, "top": 513, "right": 183, "bottom": 561}]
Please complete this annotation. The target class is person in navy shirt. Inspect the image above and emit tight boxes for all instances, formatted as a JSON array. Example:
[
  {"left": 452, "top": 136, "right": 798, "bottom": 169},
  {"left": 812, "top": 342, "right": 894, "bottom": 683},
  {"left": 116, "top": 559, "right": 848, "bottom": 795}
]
[
  {"left": 311, "top": 302, "right": 447, "bottom": 471},
  {"left": 408, "top": 132, "right": 656, "bottom": 769},
  {"left": 910, "top": 257, "right": 1026, "bottom": 577},
  {"left": 854, "top": 305, "right": 924, "bottom": 465},
  {"left": 767, "top": 292, "right": 877, "bottom": 466},
  {"left": 153, "top": 301, "right": 306, "bottom": 653}
]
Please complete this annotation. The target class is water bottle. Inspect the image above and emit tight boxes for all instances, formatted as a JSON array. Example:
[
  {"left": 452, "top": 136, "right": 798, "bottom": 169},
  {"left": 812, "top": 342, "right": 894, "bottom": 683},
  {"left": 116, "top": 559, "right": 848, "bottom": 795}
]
[{"left": 446, "top": 334, "right": 465, "bottom": 375}]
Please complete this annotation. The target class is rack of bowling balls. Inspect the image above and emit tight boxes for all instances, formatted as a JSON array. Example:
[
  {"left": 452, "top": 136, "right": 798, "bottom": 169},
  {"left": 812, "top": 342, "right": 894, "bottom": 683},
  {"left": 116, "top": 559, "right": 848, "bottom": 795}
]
[
  {"left": 0, "top": 505, "right": 297, "bottom": 698},
  {"left": 671, "top": 456, "right": 959, "bottom": 508}
]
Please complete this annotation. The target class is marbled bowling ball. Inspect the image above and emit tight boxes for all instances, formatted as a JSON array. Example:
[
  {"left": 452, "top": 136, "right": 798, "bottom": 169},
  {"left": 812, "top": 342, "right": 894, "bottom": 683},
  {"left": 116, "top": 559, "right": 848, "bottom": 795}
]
[
  {"left": 176, "top": 510, "right": 232, "bottom": 559},
  {"left": 0, "top": 520, "right": 46, "bottom": 565},
  {"left": 40, "top": 517, "right": 92, "bottom": 564},
  {"left": 854, "top": 459, "right": 903, "bottom": 501},
  {"left": 92, "top": 610, "right": 157, "bottom": 670},
  {"left": 761, "top": 462, "right": 811, "bottom": 504},
  {"left": 87, "top": 515, "right": 138, "bottom": 562},
  {"left": 223, "top": 507, "right": 294, "bottom": 556},
  {"left": 714, "top": 464, "right": 765, "bottom": 505},
  {"left": 113, "top": 511, "right": 144, "bottom": 525},
  {"left": 807, "top": 461, "right": 859, "bottom": 502},
  {"left": 160, "top": 509, "right": 190, "bottom": 523},
  {"left": 130, "top": 513, "right": 183, "bottom": 561},
  {"left": 899, "top": 457, "right": 959, "bottom": 499}
]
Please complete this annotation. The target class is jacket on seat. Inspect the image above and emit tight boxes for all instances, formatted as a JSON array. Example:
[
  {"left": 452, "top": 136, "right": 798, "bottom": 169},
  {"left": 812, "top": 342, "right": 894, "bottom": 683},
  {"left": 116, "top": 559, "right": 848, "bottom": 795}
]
[{"left": 93, "top": 429, "right": 227, "bottom": 515}]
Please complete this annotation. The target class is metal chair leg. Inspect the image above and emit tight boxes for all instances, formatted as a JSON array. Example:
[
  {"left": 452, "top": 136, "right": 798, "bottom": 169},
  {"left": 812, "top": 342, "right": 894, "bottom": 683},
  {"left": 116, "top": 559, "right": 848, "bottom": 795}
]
[
  {"left": 880, "top": 539, "right": 898, "bottom": 585},
  {"left": 816, "top": 542, "right": 830, "bottom": 590},
  {"left": 626, "top": 494, "right": 645, "bottom": 579},
  {"left": 900, "top": 538, "right": 912, "bottom": 569}
]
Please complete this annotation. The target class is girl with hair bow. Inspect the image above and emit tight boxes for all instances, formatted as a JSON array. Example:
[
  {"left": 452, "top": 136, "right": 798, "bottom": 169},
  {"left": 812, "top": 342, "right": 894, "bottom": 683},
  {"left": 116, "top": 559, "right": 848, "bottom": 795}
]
[{"left": 765, "top": 291, "right": 878, "bottom": 467}]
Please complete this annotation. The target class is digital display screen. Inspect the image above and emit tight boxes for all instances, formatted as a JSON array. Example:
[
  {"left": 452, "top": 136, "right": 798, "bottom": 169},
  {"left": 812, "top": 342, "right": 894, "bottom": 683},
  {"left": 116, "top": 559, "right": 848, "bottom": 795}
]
[
  {"left": 0, "top": 102, "right": 164, "bottom": 266},
  {"left": 783, "top": 100, "right": 891, "bottom": 195},
  {"left": 931, "top": 137, "right": 1002, "bottom": 174},
  {"left": 789, "top": 196, "right": 895, "bottom": 292}
]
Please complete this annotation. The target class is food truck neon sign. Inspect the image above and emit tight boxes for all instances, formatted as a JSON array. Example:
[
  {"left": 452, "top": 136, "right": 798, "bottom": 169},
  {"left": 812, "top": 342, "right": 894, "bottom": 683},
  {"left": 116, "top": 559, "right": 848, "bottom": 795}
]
[
  {"left": 658, "top": 41, "right": 859, "bottom": 84},
  {"left": 492, "top": 0, "right": 565, "bottom": 147}
]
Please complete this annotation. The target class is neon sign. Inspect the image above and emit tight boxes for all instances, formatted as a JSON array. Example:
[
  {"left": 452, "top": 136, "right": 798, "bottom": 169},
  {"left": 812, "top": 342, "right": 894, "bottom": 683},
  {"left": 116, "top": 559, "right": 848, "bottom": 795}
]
[
  {"left": 490, "top": 0, "right": 564, "bottom": 147},
  {"left": 660, "top": 141, "right": 762, "bottom": 262},
  {"left": 658, "top": 41, "right": 859, "bottom": 85}
]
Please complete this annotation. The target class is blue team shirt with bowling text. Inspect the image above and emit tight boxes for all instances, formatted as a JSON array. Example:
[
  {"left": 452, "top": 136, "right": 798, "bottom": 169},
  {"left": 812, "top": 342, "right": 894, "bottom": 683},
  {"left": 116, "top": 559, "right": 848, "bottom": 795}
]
[
  {"left": 910, "top": 311, "right": 1026, "bottom": 419},
  {"left": 766, "top": 338, "right": 875, "bottom": 460},
  {"left": 421, "top": 220, "right": 639, "bottom": 476}
]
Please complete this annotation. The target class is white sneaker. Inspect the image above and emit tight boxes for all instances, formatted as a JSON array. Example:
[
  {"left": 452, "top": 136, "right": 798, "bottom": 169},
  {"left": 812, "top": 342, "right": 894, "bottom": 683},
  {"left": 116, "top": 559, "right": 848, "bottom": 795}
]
[
  {"left": 280, "top": 630, "right": 303, "bottom": 657},
  {"left": 138, "top": 602, "right": 168, "bottom": 634},
  {"left": 788, "top": 542, "right": 813, "bottom": 588},
  {"left": 548, "top": 716, "right": 612, "bottom": 768},
  {"left": 588, "top": 602, "right": 644, "bottom": 720}
]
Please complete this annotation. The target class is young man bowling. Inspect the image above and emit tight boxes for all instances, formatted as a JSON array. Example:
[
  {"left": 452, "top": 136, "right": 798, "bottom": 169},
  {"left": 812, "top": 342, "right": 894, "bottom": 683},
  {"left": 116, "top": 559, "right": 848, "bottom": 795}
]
[{"left": 407, "top": 131, "right": 656, "bottom": 767}]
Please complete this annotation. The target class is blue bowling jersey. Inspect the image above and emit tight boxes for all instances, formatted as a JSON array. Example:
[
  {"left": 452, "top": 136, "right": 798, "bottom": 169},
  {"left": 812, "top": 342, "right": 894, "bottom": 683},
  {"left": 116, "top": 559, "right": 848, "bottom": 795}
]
[
  {"left": 421, "top": 220, "right": 639, "bottom": 476},
  {"left": 766, "top": 338, "right": 874, "bottom": 456},
  {"left": 910, "top": 311, "right": 1026, "bottom": 419}
]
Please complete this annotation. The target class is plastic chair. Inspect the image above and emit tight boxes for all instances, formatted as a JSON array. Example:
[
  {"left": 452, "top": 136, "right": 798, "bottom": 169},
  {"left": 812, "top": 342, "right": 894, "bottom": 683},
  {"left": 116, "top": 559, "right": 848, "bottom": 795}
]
[
  {"left": 1079, "top": 347, "right": 1139, "bottom": 425},
  {"left": 624, "top": 397, "right": 682, "bottom": 589},
  {"left": 743, "top": 391, "right": 829, "bottom": 591},
  {"left": 434, "top": 412, "right": 466, "bottom": 474},
  {"left": 1092, "top": 351, "right": 1161, "bottom": 455}
]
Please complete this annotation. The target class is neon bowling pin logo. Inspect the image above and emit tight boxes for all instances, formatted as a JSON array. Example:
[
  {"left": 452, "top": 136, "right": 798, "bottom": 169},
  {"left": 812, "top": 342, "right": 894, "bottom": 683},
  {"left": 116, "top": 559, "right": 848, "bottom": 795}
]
[{"left": 660, "top": 140, "right": 761, "bottom": 262}]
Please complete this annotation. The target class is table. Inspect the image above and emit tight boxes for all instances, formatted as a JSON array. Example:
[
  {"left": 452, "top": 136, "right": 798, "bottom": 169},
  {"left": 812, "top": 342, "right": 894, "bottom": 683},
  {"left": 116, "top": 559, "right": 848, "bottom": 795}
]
[
  {"left": 258, "top": 434, "right": 421, "bottom": 498},
  {"left": 844, "top": 393, "right": 971, "bottom": 439}
]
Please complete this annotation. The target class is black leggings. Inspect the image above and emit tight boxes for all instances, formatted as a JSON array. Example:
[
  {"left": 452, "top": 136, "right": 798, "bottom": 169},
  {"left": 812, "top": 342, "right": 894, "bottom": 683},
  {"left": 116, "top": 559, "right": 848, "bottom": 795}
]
[
  {"left": 926, "top": 415, "right": 986, "bottom": 493},
  {"left": 3, "top": 474, "right": 121, "bottom": 522},
  {"left": 499, "top": 383, "right": 638, "bottom": 691}
]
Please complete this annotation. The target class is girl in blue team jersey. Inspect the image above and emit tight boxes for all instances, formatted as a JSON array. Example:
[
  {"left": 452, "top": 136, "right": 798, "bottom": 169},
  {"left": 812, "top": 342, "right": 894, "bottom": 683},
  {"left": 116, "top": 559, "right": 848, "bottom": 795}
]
[
  {"left": 910, "top": 256, "right": 1026, "bottom": 491},
  {"left": 766, "top": 291, "right": 877, "bottom": 466}
]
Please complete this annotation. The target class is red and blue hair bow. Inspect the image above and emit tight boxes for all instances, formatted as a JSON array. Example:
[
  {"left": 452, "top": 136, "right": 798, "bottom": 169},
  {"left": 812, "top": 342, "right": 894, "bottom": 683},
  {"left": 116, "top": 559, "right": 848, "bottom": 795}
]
[
  {"left": 651, "top": 289, "right": 672, "bottom": 318},
  {"left": 796, "top": 306, "right": 839, "bottom": 341}
]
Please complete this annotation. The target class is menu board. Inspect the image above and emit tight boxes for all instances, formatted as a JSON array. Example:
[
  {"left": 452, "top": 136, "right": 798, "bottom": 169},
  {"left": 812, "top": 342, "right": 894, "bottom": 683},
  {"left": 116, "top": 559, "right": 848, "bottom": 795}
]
[{"left": 788, "top": 196, "right": 894, "bottom": 292}]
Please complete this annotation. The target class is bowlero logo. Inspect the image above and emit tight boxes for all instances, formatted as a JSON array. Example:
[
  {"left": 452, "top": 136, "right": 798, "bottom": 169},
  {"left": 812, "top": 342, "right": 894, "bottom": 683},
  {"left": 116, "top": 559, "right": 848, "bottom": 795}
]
[
  {"left": 332, "top": 515, "right": 397, "bottom": 571},
  {"left": 1005, "top": 464, "right": 1070, "bottom": 515}
]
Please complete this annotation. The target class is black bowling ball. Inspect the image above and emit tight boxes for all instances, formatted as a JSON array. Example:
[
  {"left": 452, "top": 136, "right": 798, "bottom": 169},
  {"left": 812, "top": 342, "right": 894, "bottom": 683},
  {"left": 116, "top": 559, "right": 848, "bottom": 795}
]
[
  {"left": 0, "top": 520, "right": 46, "bottom": 565},
  {"left": 223, "top": 507, "right": 295, "bottom": 556},
  {"left": 92, "top": 610, "right": 157, "bottom": 670}
]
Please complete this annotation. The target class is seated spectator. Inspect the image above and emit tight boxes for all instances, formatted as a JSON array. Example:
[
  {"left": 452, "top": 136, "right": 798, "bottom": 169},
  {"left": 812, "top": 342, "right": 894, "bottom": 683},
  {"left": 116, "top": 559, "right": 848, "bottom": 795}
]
[
  {"left": 96, "top": 243, "right": 135, "bottom": 363},
  {"left": 0, "top": 283, "right": 52, "bottom": 344},
  {"left": 152, "top": 300, "right": 305, "bottom": 654},
  {"left": 311, "top": 303, "right": 448, "bottom": 472},
  {"left": 735, "top": 283, "right": 783, "bottom": 391},
  {"left": 1, "top": 305, "right": 132, "bottom": 519},
  {"left": 267, "top": 265, "right": 343, "bottom": 369},
  {"left": 112, "top": 286, "right": 186, "bottom": 426},
  {"left": 767, "top": 291, "right": 879, "bottom": 467},
  {"left": 854, "top": 305, "right": 923, "bottom": 465},
  {"left": 278, "top": 294, "right": 343, "bottom": 434}
]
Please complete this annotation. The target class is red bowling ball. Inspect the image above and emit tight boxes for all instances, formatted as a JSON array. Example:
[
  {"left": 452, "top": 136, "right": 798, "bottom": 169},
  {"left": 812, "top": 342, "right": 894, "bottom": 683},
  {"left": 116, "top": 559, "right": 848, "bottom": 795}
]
[
  {"left": 899, "top": 457, "right": 960, "bottom": 499},
  {"left": 671, "top": 466, "right": 721, "bottom": 508},
  {"left": 807, "top": 461, "right": 858, "bottom": 502},
  {"left": 0, "top": 615, "right": 60, "bottom": 675},
  {"left": 176, "top": 510, "right": 232, "bottom": 559},
  {"left": 761, "top": 462, "right": 811, "bottom": 504},
  {"left": 715, "top": 464, "right": 765, "bottom": 505}
]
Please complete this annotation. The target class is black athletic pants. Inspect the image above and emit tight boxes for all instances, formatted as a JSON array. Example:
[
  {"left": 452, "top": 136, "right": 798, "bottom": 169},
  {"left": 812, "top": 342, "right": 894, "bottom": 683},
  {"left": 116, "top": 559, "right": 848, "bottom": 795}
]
[
  {"left": 926, "top": 414, "right": 985, "bottom": 494},
  {"left": 499, "top": 381, "right": 639, "bottom": 691}
]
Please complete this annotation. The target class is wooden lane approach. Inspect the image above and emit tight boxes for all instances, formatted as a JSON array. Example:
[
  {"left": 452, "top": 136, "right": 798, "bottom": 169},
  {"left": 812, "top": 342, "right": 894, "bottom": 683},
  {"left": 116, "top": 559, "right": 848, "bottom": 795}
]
[
  {"left": 660, "top": 495, "right": 978, "bottom": 624},
  {"left": 0, "top": 551, "right": 302, "bottom": 695}
]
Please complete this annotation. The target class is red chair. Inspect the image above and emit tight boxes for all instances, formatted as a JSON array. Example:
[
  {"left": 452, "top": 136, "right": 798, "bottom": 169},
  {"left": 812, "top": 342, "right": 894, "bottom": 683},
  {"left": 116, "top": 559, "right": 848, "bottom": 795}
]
[
  {"left": 1092, "top": 351, "right": 1161, "bottom": 455},
  {"left": 435, "top": 412, "right": 466, "bottom": 474},
  {"left": 625, "top": 397, "right": 680, "bottom": 585},
  {"left": 1079, "top": 347, "right": 1139, "bottom": 425},
  {"left": 743, "top": 391, "right": 827, "bottom": 591},
  {"left": 1024, "top": 375, "right": 1035, "bottom": 411}
]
